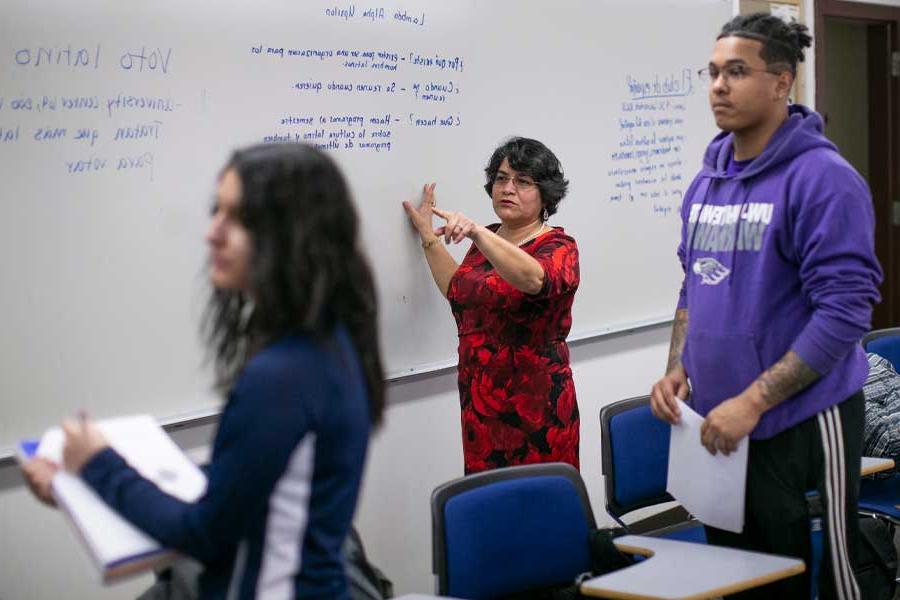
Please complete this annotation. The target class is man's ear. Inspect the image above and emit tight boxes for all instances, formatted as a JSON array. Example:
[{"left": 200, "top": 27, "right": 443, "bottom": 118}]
[{"left": 775, "top": 70, "right": 794, "bottom": 101}]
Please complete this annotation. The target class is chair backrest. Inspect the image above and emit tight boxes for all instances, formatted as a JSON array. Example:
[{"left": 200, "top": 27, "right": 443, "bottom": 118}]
[
  {"left": 864, "top": 327, "right": 900, "bottom": 372},
  {"left": 600, "top": 395, "right": 673, "bottom": 524},
  {"left": 431, "top": 463, "right": 596, "bottom": 599}
]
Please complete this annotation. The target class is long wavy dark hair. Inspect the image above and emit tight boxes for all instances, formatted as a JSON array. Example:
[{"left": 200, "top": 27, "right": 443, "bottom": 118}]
[{"left": 203, "top": 143, "right": 385, "bottom": 426}]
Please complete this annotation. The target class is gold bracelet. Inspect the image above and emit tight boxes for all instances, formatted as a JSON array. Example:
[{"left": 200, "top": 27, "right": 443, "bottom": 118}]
[{"left": 422, "top": 237, "right": 441, "bottom": 250}]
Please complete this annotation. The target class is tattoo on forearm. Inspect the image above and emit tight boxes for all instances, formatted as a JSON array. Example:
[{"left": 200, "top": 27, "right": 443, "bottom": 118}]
[
  {"left": 666, "top": 309, "right": 689, "bottom": 373},
  {"left": 756, "top": 351, "right": 820, "bottom": 408}
]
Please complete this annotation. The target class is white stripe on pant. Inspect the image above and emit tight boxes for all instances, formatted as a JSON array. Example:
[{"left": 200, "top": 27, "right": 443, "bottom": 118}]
[{"left": 817, "top": 406, "right": 860, "bottom": 600}]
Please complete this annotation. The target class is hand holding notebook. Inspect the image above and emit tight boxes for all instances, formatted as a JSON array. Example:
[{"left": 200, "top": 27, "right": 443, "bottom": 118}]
[{"left": 18, "top": 415, "right": 207, "bottom": 583}]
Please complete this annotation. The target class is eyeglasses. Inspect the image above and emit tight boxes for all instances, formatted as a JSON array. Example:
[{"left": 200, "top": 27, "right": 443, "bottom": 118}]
[
  {"left": 493, "top": 172, "right": 537, "bottom": 191},
  {"left": 697, "top": 64, "right": 783, "bottom": 85}
]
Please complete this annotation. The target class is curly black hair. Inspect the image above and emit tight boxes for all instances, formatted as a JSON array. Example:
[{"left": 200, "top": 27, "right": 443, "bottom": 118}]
[
  {"left": 203, "top": 143, "right": 385, "bottom": 426},
  {"left": 483, "top": 137, "right": 569, "bottom": 220},
  {"left": 718, "top": 12, "right": 812, "bottom": 76}
]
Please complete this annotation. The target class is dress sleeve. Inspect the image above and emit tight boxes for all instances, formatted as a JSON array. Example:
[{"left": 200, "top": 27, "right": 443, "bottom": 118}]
[{"left": 527, "top": 233, "right": 579, "bottom": 299}]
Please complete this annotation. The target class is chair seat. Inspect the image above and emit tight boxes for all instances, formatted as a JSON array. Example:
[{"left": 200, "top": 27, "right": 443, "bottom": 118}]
[
  {"left": 629, "top": 521, "right": 707, "bottom": 563},
  {"left": 600, "top": 397, "right": 708, "bottom": 546},
  {"left": 432, "top": 463, "right": 597, "bottom": 599},
  {"left": 859, "top": 474, "right": 900, "bottom": 520},
  {"left": 659, "top": 522, "right": 708, "bottom": 544}
]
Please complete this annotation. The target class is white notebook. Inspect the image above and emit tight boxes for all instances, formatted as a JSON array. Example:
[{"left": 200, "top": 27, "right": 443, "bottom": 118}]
[{"left": 18, "top": 415, "right": 207, "bottom": 583}]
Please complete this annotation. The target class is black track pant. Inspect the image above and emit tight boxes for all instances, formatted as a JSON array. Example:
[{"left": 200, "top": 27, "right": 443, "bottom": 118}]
[{"left": 705, "top": 391, "right": 864, "bottom": 600}]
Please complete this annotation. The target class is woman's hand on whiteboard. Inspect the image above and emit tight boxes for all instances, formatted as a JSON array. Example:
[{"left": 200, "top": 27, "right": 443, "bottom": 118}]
[
  {"left": 61, "top": 414, "right": 109, "bottom": 474},
  {"left": 402, "top": 182, "right": 440, "bottom": 240},
  {"left": 22, "top": 457, "right": 59, "bottom": 508},
  {"left": 432, "top": 207, "right": 478, "bottom": 244}
]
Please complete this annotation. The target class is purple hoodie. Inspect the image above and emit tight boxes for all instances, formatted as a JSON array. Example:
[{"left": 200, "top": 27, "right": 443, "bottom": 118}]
[{"left": 677, "top": 104, "right": 882, "bottom": 439}]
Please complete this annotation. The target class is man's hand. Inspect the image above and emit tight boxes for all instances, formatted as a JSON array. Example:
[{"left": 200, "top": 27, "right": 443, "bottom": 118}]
[
  {"left": 650, "top": 365, "right": 689, "bottom": 424},
  {"left": 700, "top": 390, "right": 765, "bottom": 455}
]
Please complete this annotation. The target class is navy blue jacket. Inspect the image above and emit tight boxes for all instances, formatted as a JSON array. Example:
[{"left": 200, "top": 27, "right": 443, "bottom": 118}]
[{"left": 82, "top": 330, "right": 371, "bottom": 599}]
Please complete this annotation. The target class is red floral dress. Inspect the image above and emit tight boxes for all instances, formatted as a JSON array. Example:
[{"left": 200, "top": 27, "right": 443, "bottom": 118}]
[{"left": 448, "top": 225, "right": 580, "bottom": 474}]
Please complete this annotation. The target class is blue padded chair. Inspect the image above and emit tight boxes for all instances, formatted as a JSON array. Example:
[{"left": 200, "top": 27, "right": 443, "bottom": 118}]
[
  {"left": 431, "top": 463, "right": 596, "bottom": 599},
  {"left": 600, "top": 395, "right": 706, "bottom": 543},
  {"left": 858, "top": 474, "right": 900, "bottom": 523},
  {"left": 863, "top": 327, "right": 900, "bottom": 372}
]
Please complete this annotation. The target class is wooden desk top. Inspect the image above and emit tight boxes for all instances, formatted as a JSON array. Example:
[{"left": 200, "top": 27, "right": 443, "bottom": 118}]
[
  {"left": 580, "top": 535, "right": 805, "bottom": 600},
  {"left": 861, "top": 456, "right": 895, "bottom": 476}
]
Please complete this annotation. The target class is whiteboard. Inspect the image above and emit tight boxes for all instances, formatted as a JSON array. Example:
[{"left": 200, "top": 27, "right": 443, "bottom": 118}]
[{"left": 0, "top": 0, "right": 729, "bottom": 450}]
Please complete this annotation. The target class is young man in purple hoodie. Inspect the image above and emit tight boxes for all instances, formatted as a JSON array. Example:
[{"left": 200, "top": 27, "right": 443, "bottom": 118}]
[{"left": 650, "top": 13, "right": 882, "bottom": 600}]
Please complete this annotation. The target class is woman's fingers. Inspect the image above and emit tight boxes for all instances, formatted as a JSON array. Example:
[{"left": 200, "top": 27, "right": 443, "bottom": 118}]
[
  {"left": 22, "top": 458, "right": 58, "bottom": 507},
  {"left": 452, "top": 219, "right": 473, "bottom": 243},
  {"left": 403, "top": 199, "right": 434, "bottom": 239},
  {"left": 457, "top": 221, "right": 476, "bottom": 242},
  {"left": 420, "top": 182, "right": 438, "bottom": 213},
  {"left": 427, "top": 207, "right": 477, "bottom": 243},
  {"left": 431, "top": 206, "right": 451, "bottom": 221},
  {"left": 423, "top": 182, "right": 436, "bottom": 203},
  {"left": 430, "top": 209, "right": 478, "bottom": 243},
  {"left": 61, "top": 418, "right": 80, "bottom": 439},
  {"left": 403, "top": 182, "right": 439, "bottom": 234},
  {"left": 402, "top": 200, "right": 425, "bottom": 226},
  {"left": 443, "top": 214, "right": 459, "bottom": 243}
]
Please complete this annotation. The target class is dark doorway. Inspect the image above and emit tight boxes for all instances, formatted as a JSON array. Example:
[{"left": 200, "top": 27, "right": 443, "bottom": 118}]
[{"left": 816, "top": 0, "right": 900, "bottom": 329}]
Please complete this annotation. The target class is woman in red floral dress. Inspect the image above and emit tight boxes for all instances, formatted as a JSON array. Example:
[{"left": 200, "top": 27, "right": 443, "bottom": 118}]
[{"left": 403, "top": 137, "right": 579, "bottom": 474}]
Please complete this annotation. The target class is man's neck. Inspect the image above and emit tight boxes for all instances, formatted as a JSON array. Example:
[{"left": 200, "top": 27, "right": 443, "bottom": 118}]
[{"left": 732, "top": 108, "right": 789, "bottom": 161}]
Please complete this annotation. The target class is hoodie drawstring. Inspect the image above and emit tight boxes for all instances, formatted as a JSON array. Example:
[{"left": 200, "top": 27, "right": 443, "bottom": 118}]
[
  {"left": 685, "top": 177, "right": 713, "bottom": 271},
  {"left": 729, "top": 180, "right": 752, "bottom": 287}
]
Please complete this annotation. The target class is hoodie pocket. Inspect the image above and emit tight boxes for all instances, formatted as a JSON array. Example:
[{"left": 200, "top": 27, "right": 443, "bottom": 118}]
[{"left": 684, "top": 330, "right": 764, "bottom": 413}]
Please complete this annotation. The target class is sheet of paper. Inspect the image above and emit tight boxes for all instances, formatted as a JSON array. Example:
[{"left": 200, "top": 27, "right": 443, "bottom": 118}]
[{"left": 666, "top": 399, "right": 748, "bottom": 533}]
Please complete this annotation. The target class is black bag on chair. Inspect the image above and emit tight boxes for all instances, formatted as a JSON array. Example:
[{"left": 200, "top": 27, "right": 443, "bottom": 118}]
[
  {"left": 585, "top": 527, "right": 635, "bottom": 575},
  {"left": 855, "top": 516, "right": 897, "bottom": 600},
  {"left": 137, "top": 527, "right": 393, "bottom": 600},
  {"left": 499, "top": 526, "right": 635, "bottom": 600},
  {"left": 344, "top": 526, "right": 394, "bottom": 600}
]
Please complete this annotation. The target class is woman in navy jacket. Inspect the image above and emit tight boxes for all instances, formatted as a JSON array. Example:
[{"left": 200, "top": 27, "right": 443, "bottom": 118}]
[{"left": 24, "top": 143, "right": 385, "bottom": 600}]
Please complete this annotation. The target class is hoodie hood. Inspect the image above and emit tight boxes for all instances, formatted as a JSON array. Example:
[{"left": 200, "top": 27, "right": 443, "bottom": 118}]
[{"left": 699, "top": 104, "right": 837, "bottom": 180}]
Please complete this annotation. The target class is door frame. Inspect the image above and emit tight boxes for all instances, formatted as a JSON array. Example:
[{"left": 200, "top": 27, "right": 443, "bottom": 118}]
[{"left": 816, "top": 0, "right": 900, "bottom": 328}]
